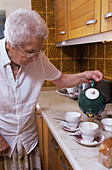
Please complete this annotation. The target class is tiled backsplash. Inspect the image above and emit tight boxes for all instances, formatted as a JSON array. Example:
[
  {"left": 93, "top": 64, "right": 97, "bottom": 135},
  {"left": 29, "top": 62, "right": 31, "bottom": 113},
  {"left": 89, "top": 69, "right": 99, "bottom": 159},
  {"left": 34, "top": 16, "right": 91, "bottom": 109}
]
[{"left": 32, "top": 0, "right": 112, "bottom": 87}]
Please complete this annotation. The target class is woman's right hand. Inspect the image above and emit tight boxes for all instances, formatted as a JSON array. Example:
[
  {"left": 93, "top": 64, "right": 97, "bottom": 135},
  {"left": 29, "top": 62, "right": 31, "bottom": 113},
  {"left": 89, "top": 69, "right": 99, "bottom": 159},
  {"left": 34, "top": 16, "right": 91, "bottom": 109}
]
[{"left": 0, "top": 135, "right": 10, "bottom": 156}]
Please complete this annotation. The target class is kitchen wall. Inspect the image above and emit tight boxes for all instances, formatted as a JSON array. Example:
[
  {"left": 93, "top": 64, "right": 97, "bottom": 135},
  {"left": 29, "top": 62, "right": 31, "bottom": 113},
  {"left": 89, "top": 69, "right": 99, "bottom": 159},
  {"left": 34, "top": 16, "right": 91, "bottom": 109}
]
[
  {"left": 0, "top": 0, "right": 31, "bottom": 17},
  {"left": 32, "top": 0, "right": 112, "bottom": 87}
]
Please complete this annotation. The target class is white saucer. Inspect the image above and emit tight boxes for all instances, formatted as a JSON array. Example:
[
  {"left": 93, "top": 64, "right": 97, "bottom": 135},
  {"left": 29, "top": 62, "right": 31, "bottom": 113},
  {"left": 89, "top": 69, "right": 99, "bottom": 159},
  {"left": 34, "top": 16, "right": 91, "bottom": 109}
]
[
  {"left": 72, "top": 131, "right": 105, "bottom": 146},
  {"left": 60, "top": 121, "right": 79, "bottom": 132},
  {"left": 56, "top": 89, "right": 68, "bottom": 96},
  {"left": 56, "top": 89, "right": 78, "bottom": 100}
]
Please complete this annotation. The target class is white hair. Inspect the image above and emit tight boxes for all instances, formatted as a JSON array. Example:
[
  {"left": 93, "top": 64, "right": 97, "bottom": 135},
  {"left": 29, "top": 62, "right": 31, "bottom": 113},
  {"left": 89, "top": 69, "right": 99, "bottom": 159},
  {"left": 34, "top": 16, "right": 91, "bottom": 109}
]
[{"left": 4, "top": 8, "right": 49, "bottom": 46}]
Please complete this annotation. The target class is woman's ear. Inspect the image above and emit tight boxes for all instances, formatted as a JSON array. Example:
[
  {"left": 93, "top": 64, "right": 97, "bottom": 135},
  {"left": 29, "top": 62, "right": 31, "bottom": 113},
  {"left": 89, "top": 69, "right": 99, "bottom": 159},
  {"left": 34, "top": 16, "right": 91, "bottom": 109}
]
[{"left": 7, "top": 42, "right": 15, "bottom": 51}]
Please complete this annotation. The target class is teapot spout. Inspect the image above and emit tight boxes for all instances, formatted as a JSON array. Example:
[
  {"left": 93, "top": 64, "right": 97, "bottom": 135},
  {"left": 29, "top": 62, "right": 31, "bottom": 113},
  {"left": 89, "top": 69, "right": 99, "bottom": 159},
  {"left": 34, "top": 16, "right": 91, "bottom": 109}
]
[{"left": 86, "top": 109, "right": 95, "bottom": 118}]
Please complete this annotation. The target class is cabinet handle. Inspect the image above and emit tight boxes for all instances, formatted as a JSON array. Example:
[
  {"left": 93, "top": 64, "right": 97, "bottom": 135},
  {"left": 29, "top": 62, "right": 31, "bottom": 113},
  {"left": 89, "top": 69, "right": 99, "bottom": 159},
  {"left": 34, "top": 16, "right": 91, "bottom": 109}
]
[
  {"left": 104, "top": 12, "right": 112, "bottom": 19},
  {"left": 60, "top": 155, "right": 70, "bottom": 170},
  {"left": 86, "top": 19, "right": 97, "bottom": 25},
  {"left": 36, "top": 112, "right": 42, "bottom": 119},
  {"left": 60, "top": 31, "right": 66, "bottom": 35},
  {"left": 51, "top": 138, "right": 59, "bottom": 151}
]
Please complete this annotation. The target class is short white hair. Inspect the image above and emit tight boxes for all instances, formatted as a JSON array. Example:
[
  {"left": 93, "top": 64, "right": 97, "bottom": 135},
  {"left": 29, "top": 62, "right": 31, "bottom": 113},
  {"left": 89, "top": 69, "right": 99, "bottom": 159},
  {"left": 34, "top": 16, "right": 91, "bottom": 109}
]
[{"left": 4, "top": 8, "right": 49, "bottom": 46}]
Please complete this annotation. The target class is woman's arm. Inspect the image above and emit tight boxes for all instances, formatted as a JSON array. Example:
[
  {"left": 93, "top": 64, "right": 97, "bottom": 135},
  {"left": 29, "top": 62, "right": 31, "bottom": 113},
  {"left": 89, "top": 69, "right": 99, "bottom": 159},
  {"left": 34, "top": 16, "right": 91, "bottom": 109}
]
[{"left": 51, "top": 70, "right": 103, "bottom": 88}]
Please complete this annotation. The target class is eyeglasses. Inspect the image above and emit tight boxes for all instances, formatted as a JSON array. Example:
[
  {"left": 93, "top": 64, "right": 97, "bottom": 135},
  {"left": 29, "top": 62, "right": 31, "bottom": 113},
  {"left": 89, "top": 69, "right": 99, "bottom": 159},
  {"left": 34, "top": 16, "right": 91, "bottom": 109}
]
[{"left": 17, "top": 44, "right": 45, "bottom": 58}]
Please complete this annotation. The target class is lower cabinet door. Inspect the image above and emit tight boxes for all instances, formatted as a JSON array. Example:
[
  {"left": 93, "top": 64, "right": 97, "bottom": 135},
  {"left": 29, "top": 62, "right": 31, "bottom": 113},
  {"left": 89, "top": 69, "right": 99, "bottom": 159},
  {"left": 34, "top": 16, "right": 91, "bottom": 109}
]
[
  {"left": 48, "top": 129, "right": 59, "bottom": 170},
  {"left": 58, "top": 148, "right": 73, "bottom": 170}
]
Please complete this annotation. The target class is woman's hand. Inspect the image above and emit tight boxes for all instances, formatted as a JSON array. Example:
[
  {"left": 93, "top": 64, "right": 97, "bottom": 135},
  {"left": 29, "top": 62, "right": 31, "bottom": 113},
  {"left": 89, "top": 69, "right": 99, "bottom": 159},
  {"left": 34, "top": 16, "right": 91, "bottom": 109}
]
[
  {"left": 0, "top": 135, "right": 10, "bottom": 156},
  {"left": 83, "top": 70, "right": 104, "bottom": 83}
]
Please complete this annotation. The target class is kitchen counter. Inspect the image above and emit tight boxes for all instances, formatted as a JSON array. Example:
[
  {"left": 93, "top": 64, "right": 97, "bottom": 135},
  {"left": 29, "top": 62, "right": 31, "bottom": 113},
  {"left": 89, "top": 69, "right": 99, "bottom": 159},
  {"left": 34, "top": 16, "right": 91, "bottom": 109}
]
[{"left": 36, "top": 88, "right": 112, "bottom": 170}]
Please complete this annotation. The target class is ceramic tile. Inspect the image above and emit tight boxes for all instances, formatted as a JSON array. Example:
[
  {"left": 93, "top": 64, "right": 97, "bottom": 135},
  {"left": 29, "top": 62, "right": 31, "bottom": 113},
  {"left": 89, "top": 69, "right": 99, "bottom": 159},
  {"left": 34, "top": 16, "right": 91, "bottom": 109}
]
[
  {"left": 50, "top": 59, "right": 61, "bottom": 71},
  {"left": 106, "top": 42, "right": 112, "bottom": 58},
  {"left": 82, "top": 59, "right": 89, "bottom": 71},
  {"left": 43, "top": 80, "right": 47, "bottom": 87},
  {"left": 48, "top": 29, "right": 55, "bottom": 43},
  {"left": 89, "top": 59, "right": 95, "bottom": 70},
  {"left": 48, "top": 44, "right": 61, "bottom": 58},
  {"left": 105, "top": 59, "right": 112, "bottom": 77},
  {"left": 97, "top": 42, "right": 104, "bottom": 58},
  {"left": 82, "top": 44, "right": 89, "bottom": 59},
  {"left": 89, "top": 43, "right": 96, "bottom": 58},
  {"left": 62, "top": 46, "right": 74, "bottom": 59},
  {"left": 47, "top": 13, "right": 55, "bottom": 28},
  {"left": 47, "top": 81, "right": 55, "bottom": 87},
  {"left": 39, "top": 12, "right": 46, "bottom": 22},
  {"left": 42, "top": 43, "right": 47, "bottom": 56},
  {"left": 62, "top": 59, "right": 74, "bottom": 73},
  {"left": 32, "top": 0, "right": 46, "bottom": 12},
  {"left": 74, "top": 59, "right": 81, "bottom": 73},
  {"left": 47, "top": 0, "right": 54, "bottom": 12},
  {"left": 96, "top": 59, "right": 104, "bottom": 74},
  {"left": 75, "top": 45, "right": 82, "bottom": 59}
]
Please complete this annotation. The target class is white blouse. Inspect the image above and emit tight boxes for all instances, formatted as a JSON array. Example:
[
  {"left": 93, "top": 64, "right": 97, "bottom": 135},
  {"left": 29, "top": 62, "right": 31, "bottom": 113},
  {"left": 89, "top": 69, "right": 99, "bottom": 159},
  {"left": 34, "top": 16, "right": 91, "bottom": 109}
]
[{"left": 0, "top": 38, "right": 61, "bottom": 157}]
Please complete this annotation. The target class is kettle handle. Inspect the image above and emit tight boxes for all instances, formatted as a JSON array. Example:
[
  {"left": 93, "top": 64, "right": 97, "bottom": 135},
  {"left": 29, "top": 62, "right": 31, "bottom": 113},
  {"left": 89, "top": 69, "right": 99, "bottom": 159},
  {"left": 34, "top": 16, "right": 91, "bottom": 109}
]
[{"left": 91, "top": 79, "right": 95, "bottom": 88}]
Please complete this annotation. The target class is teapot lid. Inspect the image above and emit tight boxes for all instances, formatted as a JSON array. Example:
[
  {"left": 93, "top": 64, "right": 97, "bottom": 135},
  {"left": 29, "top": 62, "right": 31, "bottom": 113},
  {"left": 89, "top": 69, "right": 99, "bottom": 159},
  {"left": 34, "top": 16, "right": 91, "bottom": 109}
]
[{"left": 85, "top": 88, "right": 99, "bottom": 99}]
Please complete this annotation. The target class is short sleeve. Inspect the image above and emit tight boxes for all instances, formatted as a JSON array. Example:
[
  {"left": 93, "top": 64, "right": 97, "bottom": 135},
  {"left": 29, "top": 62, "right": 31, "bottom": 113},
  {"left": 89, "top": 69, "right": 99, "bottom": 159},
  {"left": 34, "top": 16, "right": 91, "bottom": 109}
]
[{"left": 40, "top": 52, "right": 61, "bottom": 81}]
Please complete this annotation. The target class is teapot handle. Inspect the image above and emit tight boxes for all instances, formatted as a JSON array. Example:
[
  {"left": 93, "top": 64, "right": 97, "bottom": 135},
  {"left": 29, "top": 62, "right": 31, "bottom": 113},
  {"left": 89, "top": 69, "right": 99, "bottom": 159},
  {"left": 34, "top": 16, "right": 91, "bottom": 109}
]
[{"left": 91, "top": 79, "right": 95, "bottom": 88}]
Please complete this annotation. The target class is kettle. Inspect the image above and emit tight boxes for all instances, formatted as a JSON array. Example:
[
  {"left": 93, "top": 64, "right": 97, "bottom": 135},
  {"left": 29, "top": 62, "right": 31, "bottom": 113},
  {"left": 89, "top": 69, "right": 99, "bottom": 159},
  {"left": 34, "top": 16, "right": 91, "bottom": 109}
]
[{"left": 78, "top": 79, "right": 106, "bottom": 117}]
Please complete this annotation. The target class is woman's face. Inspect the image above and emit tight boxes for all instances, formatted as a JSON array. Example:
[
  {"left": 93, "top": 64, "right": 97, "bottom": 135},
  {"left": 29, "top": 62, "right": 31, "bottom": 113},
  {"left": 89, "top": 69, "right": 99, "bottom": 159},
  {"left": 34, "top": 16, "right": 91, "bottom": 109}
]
[{"left": 8, "top": 37, "right": 44, "bottom": 66}]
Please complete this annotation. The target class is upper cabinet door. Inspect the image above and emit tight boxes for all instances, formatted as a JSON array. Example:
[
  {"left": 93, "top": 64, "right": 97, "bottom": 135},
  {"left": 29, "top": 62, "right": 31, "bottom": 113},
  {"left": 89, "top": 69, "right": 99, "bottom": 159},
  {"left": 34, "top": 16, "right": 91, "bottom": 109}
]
[
  {"left": 101, "top": 0, "right": 112, "bottom": 32},
  {"left": 68, "top": 0, "right": 101, "bottom": 39},
  {"left": 55, "top": 0, "right": 67, "bottom": 42}
]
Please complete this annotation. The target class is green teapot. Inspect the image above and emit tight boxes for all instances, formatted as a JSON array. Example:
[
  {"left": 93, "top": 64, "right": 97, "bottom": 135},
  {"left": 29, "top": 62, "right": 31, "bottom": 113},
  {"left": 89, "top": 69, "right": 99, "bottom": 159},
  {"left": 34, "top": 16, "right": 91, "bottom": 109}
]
[{"left": 78, "top": 79, "right": 106, "bottom": 117}]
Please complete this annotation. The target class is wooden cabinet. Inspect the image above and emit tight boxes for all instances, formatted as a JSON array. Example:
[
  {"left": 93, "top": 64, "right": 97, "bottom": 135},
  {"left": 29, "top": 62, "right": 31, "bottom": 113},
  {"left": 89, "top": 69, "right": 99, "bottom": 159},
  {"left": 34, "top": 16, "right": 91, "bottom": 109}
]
[
  {"left": 48, "top": 129, "right": 73, "bottom": 170},
  {"left": 36, "top": 109, "right": 73, "bottom": 170},
  {"left": 54, "top": 0, "right": 67, "bottom": 42},
  {"left": 101, "top": 0, "right": 112, "bottom": 32},
  {"left": 55, "top": 0, "right": 112, "bottom": 43},
  {"left": 68, "top": 0, "right": 100, "bottom": 39},
  {"left": 36, "top": 109, "right": 44, "bottom": 169}
]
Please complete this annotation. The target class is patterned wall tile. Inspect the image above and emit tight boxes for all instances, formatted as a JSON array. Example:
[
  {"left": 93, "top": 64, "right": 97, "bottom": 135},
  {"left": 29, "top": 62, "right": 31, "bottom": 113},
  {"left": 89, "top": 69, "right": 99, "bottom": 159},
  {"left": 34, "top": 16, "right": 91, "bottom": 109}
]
[
  {"left": 62, "top": 46, "right": 74, "bottom": 59},
  {"left": 39, "top": 12, "right": 46, "bottom": 22},
  {"left": 89, "top": 43, "right": 96, "bottom": 58},
  {"left": 47, "top": 13, "right": 55, "bottom": 28},
  {"left": 74, "top": 59, "right": 81, "bottom": 73},
  {"left": 62, "top": 59, "right": 74, "bottom": 73},
  {"left": 105, "top": 59, "right": 112, "bottom": 77},
  {"left": 32, "top": 0, "right": 46, "bottom": 12},
  {"left": 97, "top": 42, "right": 104, "bottom": 58},
  {"left": 82, "top": 44, "right": 89, "bottom": 59},
  {"left": 43, "top": 80, "right": 47, "bottom": 87},
  {"left": 75, "top": 45, "right": 82, "bottom": 59},
  {"left": 82, "top": 59, "right": 89, "bottom": 71},
  {"left": 96, "top": 59, "right": 104, "bottom": 74},
  {"left": 89, "top": 59, "right": 95, "bottom": 70},
  {"left": 48, "top": 29, "right": 55, "bottom": 43},
  {"left": 47, "top": 0, "right": 54, "bottom": 12},
  {"left": 48, "top": 44, "right": 61, "bottom": 58},
  {"left": 106, "top": 42, "right": 112, "bottom": 58},
  {"left": 47, "top": 81, "right": 55, "bottom": 86},
  {"left": 50, "top": 58, "right": 61, "bottom": 71}
]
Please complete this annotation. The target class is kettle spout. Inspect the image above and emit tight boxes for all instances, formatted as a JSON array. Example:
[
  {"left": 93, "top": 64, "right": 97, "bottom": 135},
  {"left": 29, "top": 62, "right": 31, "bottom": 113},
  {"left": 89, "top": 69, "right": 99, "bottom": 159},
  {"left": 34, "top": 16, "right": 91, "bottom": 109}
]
[{"left": 86, "top": 109, "right": 95, "bottom": 118}]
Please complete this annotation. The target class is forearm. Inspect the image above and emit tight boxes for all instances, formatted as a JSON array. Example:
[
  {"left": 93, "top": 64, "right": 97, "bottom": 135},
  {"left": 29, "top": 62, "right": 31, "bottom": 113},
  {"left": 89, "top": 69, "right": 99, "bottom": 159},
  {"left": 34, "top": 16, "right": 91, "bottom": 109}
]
[
  {"left": 52, "top": 72, "right": 86, "bottom": 88},
  {"left": 51, "top": 70, "right": 103, "bottom": 88}
]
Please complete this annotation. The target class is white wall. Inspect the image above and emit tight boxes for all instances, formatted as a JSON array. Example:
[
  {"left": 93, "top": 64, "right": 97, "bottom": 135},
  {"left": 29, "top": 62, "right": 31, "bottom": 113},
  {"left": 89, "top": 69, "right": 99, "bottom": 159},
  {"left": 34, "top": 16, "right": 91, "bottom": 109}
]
[{"left": 0, "top": 0, "right": 31, "bottom": 17}]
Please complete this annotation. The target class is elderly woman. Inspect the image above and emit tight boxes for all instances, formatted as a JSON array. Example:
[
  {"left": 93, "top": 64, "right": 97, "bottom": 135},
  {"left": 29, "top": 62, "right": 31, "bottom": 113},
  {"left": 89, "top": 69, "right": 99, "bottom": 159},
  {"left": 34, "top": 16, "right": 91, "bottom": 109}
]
[{"left": 0, "top": 8, "right": 103, "bottom": 170}]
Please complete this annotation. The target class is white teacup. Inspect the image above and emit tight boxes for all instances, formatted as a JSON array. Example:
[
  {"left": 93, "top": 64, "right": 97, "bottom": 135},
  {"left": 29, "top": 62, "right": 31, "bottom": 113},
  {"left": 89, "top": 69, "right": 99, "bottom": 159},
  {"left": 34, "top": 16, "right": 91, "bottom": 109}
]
[
  {"left": 79, "top": 122, "right": 99, "bottom": 142},
  {"left": 65, "top": 111, "right": 81, "bottom": 128}
]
